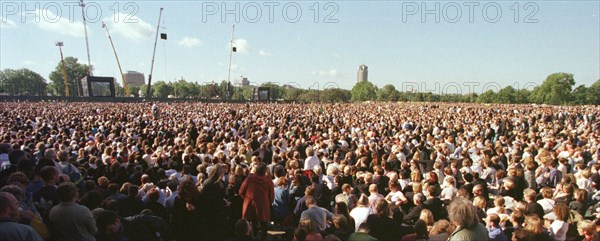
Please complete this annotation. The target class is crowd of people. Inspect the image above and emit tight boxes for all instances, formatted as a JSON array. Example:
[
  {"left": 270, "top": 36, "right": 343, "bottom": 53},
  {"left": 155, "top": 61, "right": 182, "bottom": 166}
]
[{"left": 0, "top": 101, "right": 599, "bottom": 241}]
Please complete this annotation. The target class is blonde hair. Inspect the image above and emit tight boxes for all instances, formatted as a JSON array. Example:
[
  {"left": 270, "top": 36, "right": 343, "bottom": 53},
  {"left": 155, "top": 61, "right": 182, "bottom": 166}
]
[
  {"left": 419, "top": 209, "right": 434, "bottom": 226},
  {"left": 578, "top": 220, "right": 596, "bottom": 236},
  {"left": 473, "top": 196, "right": 487, "bottom": 209},
  {"left": 298, "top": 218, "right": 317, "bottom": 233},
  {"left": 524, "top": 215, "right": 543, "bottom": 234}
]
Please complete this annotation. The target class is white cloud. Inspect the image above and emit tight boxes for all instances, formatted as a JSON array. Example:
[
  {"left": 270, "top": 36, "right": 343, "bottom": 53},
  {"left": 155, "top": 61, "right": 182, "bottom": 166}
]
[
  {"left": 25, "top": 9, "right": 86, "bottom": 37},
  {"left": 318, "top": 69, "right": 339, "bottom": 77},
  {"left": 22, "top": 60, "right": 37, "bottom": 66},
  {"left": 178, "top": 37, "right": 202, "bottom": 48},
  {"left": 259, "top": 50, "right": 271, "bottom": 56},
  {"left": 228, "top": 38, "right": 249, "bottom": 53},
  {"left": 0, "top": 17, "right": 17, "bottom": 29},
  {"left": 333, "top": 54, "right": 341, "bottom": 59},
  {"left": 103, "top": 13, "right": 154, "bottom": 41}
]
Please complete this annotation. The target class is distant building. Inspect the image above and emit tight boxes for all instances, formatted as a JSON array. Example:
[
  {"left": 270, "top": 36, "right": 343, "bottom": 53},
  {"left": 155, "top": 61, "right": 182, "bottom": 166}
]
[
  {"left": 235, "top": 76, "right": 250, "bottom": 86},
  {"left": 357, "top": 65, "right": 368, "bottom": 83},
  {"left": 124, "top": 71, "right": 145, "bottom": 87}
]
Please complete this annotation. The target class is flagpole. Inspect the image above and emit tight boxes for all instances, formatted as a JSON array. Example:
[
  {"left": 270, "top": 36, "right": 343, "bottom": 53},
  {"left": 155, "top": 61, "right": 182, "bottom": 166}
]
[{"left": 227, "top": 24, "right": 235, "bottom": 101}]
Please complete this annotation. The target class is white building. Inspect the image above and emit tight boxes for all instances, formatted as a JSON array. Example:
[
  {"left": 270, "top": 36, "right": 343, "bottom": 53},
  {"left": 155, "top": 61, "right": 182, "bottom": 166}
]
[
  {"left": 357, "top": 65, "right": 368, "bottom": 83},
  {"left": 235, "top": 76, "right": 250, "bottom": 86}
]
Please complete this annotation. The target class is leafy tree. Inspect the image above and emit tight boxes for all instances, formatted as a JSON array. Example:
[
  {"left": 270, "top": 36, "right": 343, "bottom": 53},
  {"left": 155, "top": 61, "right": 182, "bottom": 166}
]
[
  {"left": 284, "top": 87, "right": 303, "bottom": 101},
  {"left": 571, "top": 85, "right": 589, "bottom": 105},
  {"left": 298, "top": 90, "right": 319, "bottom": 102},
  {"left": 477, "top": 90, "right": 496, "bottom": 103},
  {"left": 529, "top": 73, "right": 575, "bottom": 105},
  {"left": 220, "top": 81, "right": 234, "bottom": 100},
  {"left": 48, "top": 57, "right": 89, "bottom": 96},
  {"left": 139, "top": 85, "right": 152, "bottom": 98},
  {"left": 321, "top": 88, "right": 351, "bottom": 102},
  {"left": 152, "top": 81, "right": 174, "bottom": 98},
  {"left": 127, "top": 85, "right": 141, "bottom": 97},
  {"left": 496, "top": 86, "right": 517, "bottom": 103},
  {"left": 587, "top": 79, "right": 600, "bottom": 105},
  {"left": 0, "top": 68, "right": 47, "bottom": 95},
  {"left": 351, "top": 81, "right": 377, "bottom": 101},
  {"left": 377, "top": 84, "right": 401, "bottom": 101},
  {"left": 422, "top": 92, "right": 439, "bottom": 102},
  {"left": 201, "top": 83, "right": 220, "bottom": 99},
  {"left": 114, "top": 83, "right": 124, "bottom": 97},
  {"left": 515, "top": 89, "right": 530, "bottom": 104},
  {"left": 172, "top": 79, "right": 190, "bottom": 98}
]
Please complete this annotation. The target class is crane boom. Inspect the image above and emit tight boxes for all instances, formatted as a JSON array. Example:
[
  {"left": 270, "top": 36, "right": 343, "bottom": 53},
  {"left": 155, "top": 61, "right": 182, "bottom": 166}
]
[{"left": 102, "top": 22, "right": 128, "bottom": 96}]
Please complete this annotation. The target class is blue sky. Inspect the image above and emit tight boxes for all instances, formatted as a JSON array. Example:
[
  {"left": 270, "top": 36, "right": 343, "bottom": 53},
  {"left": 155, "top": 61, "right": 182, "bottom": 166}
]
[{"left": 1, "top": 1, "right": 599, "bottom": 93}]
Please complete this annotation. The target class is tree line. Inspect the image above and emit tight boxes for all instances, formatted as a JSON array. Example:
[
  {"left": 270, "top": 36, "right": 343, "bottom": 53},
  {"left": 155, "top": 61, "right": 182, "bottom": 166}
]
[{"left": 1, "top": 57, "right": 598, "bottom": 105}]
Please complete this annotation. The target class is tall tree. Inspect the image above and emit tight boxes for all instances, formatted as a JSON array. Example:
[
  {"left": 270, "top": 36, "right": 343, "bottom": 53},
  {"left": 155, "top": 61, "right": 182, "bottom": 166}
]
[
  {"left": 0, "top": 68, "right": 47, "bottom": 95},
  {"left": 477, "top": 90, "right": 496, "bottom": 103},
  {"left": 221, "top": 81, "right": 235, "bottom": 100},
  {"left": 377, "top": 84, "right": 401, "bottom": 101},
  {"left": 321, "top": 88, "right": 351, "bottom": 102},
  {"left": 496, "top": 86, "right": 517, "bottom": 103},
  {"left": 529, "top": 73, "right": 575, "bottom": 105},
  {"left": 152, "top": 81, "right": 174, "bottom": 98},
  {"left": 571, "top": 85, "right": 589, "bottom": 105},
  {"left": 48, "top": 57, "right": 90, "bottom": 96},
  {"left": 202, "top": 83, "right": 220, "bottom": 99},
  {"left": 351, "top": 81, "right": 378, "bottom": 101},
  {"left": 587, "top": 79, "right": 600, "bottom": 105}
]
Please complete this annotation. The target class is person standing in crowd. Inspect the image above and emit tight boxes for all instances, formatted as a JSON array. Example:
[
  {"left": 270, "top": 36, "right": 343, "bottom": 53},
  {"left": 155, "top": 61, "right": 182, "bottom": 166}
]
[
  {"left": 239, "top": 164, "right": 274, "bottom": 240},
  {"left": 0, "top": 192, "right": 43, "bottom": 241},
  {"left": 201, "top": 164, "right": 228, "bottom": 239},
  {"left": 0, "top": 100, "right": 599, "bottom": 241},
  {"left": 171, "top": 179, "right": 204, "bottom": 241},
  {"left": 447, "top": 197, "right": 488, "bottom": 241},
  {"left": 49, "top": 182, "right": 97, "bottom": 241}
]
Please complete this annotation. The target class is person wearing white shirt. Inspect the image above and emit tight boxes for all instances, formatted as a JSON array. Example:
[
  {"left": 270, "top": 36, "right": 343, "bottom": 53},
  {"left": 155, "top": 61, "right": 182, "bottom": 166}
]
[
  {"left": 537, "top": 187, "right": 556, "bottom": 214},
  {"left": 440, "top": 177, "right": 457, "bottom": 201},
  {"left": 549, "top": 204, "right": 569, "bottom": 241},
  {"left": 304, "top": 147, "right": 320, "bottom": 171},
  {"left": 349, "top": 195, "right": 372, "bottom": 232}
]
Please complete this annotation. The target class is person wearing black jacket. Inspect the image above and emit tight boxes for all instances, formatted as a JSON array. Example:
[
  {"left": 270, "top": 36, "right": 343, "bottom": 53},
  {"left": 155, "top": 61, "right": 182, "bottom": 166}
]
[
  {"left": 201, "top": 165, "right": 228, "bottom": 240},
  {"left": 423, "top": 185, "right": 445, "bottom": 221},
  {"left": 366, "top": 199, "right": 398, "bottom": 241},
  {"left": 404, "top": 193, "right": 426, "bottom": 225},
  {"left": 95, "top": 209, "right": 170, "bottom": 241}
]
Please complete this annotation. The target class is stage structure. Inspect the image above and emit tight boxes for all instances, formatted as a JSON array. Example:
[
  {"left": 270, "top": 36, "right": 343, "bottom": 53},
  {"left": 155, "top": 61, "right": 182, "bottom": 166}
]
[
  {"left": 81, "top": 76, "right": 116, "bottom": 97},
  {"left": 252, "top": 87, "right": 271, "bottom": 101}
]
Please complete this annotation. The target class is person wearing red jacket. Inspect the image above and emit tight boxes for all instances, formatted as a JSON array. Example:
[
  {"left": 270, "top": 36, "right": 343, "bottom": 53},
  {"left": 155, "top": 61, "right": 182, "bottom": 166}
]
[{"left": 239, "top": 164, "right": 275, "bottom": 240}]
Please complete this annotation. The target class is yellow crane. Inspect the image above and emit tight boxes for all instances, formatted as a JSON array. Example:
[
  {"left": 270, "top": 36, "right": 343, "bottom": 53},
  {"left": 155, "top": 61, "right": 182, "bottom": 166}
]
[
  {"left": 55, "top": 42, "right": 69, "bottom": 97},
  {"left": 102, "top": 22, "right": 128, "bottom": 96}
]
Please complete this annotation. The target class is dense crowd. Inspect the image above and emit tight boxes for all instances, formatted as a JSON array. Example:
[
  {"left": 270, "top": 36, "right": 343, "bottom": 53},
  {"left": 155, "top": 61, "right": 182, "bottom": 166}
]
[{"left": 0, "top": 101, "right": 599, "bottom": 241}]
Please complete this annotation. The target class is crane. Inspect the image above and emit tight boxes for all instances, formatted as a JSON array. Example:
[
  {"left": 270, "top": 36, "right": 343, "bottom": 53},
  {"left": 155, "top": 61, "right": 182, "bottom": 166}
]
[
  {"left": 55, "top": 42, "right": 69, "bottom": 97},
  {"left": 102, "top": 22, "right": 128, "bottom": 96},
  {"left": 146, "top": 7, "right": 164, "bottom": 98}
]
